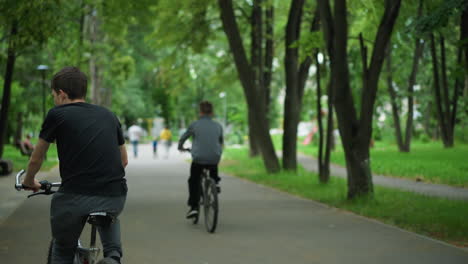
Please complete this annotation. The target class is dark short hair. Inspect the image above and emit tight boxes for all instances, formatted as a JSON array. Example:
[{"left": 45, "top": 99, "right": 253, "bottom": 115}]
[
  {"left": 51, "top": 67, "right": 87, "bottom": 99},
  {"left": 199, "top": 101, "right": 213, "bottom": 115}
]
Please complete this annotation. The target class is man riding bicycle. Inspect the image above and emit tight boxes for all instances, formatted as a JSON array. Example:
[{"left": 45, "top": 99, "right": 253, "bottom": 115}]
[
  {"left": 178, "top": 101, "right": 223, "bottom": 219},
  {"left": 22, "top": 67, "right": 128, "bottom": 264}
]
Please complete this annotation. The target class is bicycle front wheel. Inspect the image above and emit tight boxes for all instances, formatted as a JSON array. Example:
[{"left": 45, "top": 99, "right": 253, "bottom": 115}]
[{"left": 203, "top": 178, "right": 218, "bottom": 233}]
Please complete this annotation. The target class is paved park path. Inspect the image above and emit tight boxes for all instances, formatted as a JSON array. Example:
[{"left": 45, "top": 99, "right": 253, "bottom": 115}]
[
  {"left": 1, "top": 144, "right": 467, "bottom": 263},
  {"left": 297, "top": 154, "right": 468, "bottom": 201}
]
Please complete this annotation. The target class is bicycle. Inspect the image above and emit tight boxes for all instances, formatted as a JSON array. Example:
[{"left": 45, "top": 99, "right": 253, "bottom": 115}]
[
  {"left": 180, "top": 148, "right": 219, "bottom": 233},
  {"left": 15, "top": 169, "right": 119, "bottom": 264}
]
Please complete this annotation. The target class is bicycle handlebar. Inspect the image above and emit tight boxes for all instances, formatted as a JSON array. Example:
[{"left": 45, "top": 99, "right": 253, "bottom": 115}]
[{"left": 15, "top": 169, "right": 61, "bottom": 198}]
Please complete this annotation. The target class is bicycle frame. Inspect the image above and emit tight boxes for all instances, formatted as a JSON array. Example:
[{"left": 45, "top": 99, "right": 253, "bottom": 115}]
[
  {"left": 15, "top": 170, "right": 112, "bottom": 264},
  {"left": 73, "top": 226, "right": 100, "bottom": 264}
]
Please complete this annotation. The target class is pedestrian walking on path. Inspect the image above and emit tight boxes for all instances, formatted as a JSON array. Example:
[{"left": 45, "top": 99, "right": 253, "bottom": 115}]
[
  {"left": 128, "top": 123, "right": 143, "bottom": 158},
  {"left": 160, "top": 126, "right": 172, "bottom": 159}
]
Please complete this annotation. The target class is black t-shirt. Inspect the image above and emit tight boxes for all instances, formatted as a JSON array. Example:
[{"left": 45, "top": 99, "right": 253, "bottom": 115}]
[{"left": 40, "top": 102, "right": 126, "bottom": 196}]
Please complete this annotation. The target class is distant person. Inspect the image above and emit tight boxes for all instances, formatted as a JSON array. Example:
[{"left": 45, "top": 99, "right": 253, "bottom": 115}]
[
  {"left": 159, "top": 126, "right": 172, "bottom": 158},
  {"left": 152, "top": 136, "right": 158, "bottom": 158},
  {"left": 178, "top": 101, "right": 223, "bottom": 219},
  {"left": 128, "top": 123, "right": 143, "bottom": 158}
]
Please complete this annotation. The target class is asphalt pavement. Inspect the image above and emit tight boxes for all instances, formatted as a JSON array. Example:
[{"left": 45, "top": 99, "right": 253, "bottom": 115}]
[{"left": 0, "top": 144, "right": 467, "bottom": 263}]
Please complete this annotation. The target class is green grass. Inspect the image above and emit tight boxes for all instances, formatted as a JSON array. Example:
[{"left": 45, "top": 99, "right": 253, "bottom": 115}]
[
  {"left": 273, "top": 135, "right": 468, "bottom": 187},
  {"left": 221, "top": 147, "right": 468, "bottom": 247},
  {"left": 2, "top": 144, "right": 59, "bottom": 172}
]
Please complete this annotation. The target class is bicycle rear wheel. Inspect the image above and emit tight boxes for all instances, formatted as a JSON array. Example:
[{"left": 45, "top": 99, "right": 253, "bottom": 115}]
[
  {"left": 47, "top": 239, "right": 81, "bottom": 264},
  {"left": 47, "top": 239, "right": 53, "bottom": 264},
  {"left": 203, "top": 178, "right": 218, "bottom": 233}
]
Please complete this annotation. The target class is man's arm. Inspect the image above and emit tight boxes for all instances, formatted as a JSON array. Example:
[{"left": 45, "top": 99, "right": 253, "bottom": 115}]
[
  {"left": 23, "top": 139, "right": 50, "bottom": 191},
  {"left": 219, "top": 125, "right": 224, "bottom": 147},
  {"left": 178, "top": 125, "right": 193, "bottom": 150},
  {"left": 120, "top": 144, "right": 128, "bottom": 168}
]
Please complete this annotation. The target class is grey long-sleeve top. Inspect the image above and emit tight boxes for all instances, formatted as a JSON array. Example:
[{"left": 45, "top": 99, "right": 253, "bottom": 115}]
[{"left": 178, "top": 116, "right": 223, "bottom": 165}]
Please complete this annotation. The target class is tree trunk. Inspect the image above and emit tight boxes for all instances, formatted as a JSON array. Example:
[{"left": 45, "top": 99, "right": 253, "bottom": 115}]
[
  {"left": 403, "top": 11, "right": 424, "bottom": 152},
  {"left": 283, "top": 2, "right": 319, "bottom": 171},
  {"left": 318, "top": 0, "right": 401, "bottom": 199},
  {"left": 14, "top": 112, "right": 23, "bottom": 147},
  {"left": 78, "top": 0, "right": 86, "bottom": 64},
  {"left": 89, "top": 7, "right": 103, "bottom": 105},
  {"left": 264, "top": 1, "right": 274, "bottom": 114},
  {"left": 463, "top": 7, "right": 468, "bottom": 74},
  {"left": 0, "top": 21, "right": 18, "bottom": 159},
  {"left": 218, "top": 0, "right": 280, "bottom": 173},
  {"left": 385, "top": 43, "right": 404, "bottom": 150},
  {"left": 323, "top": 88, "right": 333, "bottom": 178},
  {"left": 439, "top": 36, "right": 454, "bottom": 146},
  {"left": 249, "top": 0, "right": 265, "bottom": 158},
  {"left": 283, "top": 0, "right": 304, "bottom": 171},
  {"left": 315, "top": 51, "right": 329, "bottom": 183},
  {"left": 430, "top": 33, "right": 453, "bottom": 147},
  {"left": 248, "top": 109, "right": 260, "bottom": 157},
  {"left": 386, "top": 30, "right": 424, "bottom": 153}
]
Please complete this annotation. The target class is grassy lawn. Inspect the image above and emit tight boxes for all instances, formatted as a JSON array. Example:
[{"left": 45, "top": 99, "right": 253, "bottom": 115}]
[
  {"left": 221, "top": 147, "right": 468, "bottom": 248},
  {"left": 272, "top": 135, "right": 468, "bottom": 187},
  {"left": 2, "top": 144, "right": 59, "bottom": 172}
]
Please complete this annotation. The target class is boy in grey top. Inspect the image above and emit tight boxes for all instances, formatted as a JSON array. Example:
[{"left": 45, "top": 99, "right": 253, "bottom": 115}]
[{"left": 178, "top": 101, "right": 223, "bottom": 219}]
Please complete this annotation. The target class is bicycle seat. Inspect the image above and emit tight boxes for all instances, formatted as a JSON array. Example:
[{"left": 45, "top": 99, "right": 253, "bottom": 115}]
[{"left": 87, "top": 212, "right": 116, "bottom": 227}]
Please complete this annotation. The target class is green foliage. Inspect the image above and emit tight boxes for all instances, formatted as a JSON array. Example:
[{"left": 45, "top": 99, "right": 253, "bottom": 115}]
[
  {"left": 221, "top": 147, "right": 468, "bottom": 247},
  {"left": 291, "top": 31, "right": 324, "bottom": 63},
  {"left": 0, "top": 0, "right": 62, "bottom": 51},
  {"left": 414, "top": 0, "right": 468, "bottom": 34},
  {"left": 3, "top": 143, "right": 58, "bottom": 172},
  {"left": 1, "top": 0, "right": 467, "bottom": 166},
  {"left": 110, "top": 55, "right": 135, "bottom": 82}
]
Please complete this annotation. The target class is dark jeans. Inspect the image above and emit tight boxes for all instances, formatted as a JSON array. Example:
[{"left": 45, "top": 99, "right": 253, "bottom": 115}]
[
  {"left": 188, "top": 162, "right": 220, "bottom": 208},
  {"left": 50, "top": 192, "right": 126, "bottom": 264}
]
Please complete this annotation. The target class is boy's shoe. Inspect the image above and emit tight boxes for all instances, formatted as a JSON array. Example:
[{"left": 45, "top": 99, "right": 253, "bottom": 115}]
[{"left": 186, "top": 208, "right": 199, "bottom": 219}]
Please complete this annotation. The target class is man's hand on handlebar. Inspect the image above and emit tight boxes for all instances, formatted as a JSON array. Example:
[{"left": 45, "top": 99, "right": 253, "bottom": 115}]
[{"left": 22, "top": 179, "right": 41, "bottom": 192}]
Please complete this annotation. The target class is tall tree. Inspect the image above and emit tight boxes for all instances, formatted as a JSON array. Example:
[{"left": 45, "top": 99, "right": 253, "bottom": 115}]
[
  {"left": 429, "top": 31, "right": 462, "bottom": 147},
  {"left": 283, "top": 1, "right": 320, "bottom": 170},
  {"left": 318, "top": 0, "right": 401, "bottom": 198},
  {"left": 315, "top": 51, "right": 334, "bottom": 183},
  {"left": 386, "top": 0, "right": 424, "bottom": 152},
  {"left": 0, "top": 21, "right": 18, "bottom": 159},
  {"left": 414, "top": 0, "right": 468, "bottom": 147},
  {"left": 247, "top": 0, "right": 275, "bottom": 157},
  {"left": 0, "top": 0, "right": 60, "bottom": 159},
  {"left": 218, "top": 0, "right": 280, "bottom": 173}
]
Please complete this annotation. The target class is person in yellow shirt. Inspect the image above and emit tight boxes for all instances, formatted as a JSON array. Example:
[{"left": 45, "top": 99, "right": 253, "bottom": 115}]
[{"left": 159, "top": 126, "right": 172, "bottom": 158}]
